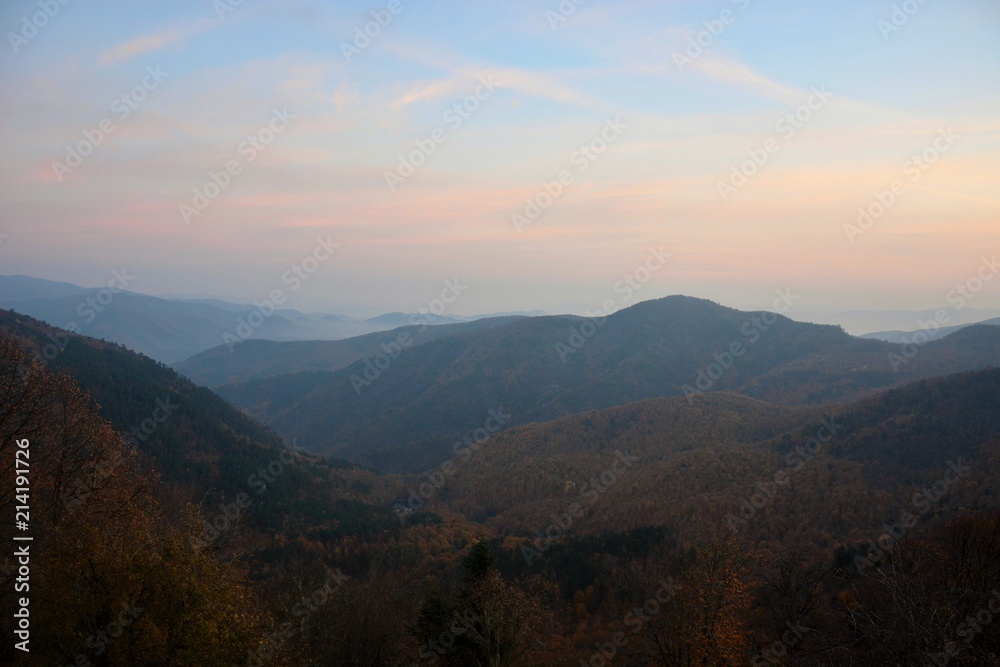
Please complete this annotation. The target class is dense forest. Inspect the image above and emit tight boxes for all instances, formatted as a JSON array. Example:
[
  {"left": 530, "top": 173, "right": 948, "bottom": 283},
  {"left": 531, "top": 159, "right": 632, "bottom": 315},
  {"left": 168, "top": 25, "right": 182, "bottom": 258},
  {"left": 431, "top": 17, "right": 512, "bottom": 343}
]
[
  {"left": 2, "top": 310, "right": 999, "bottom": 665},
  {"left": 207, "top": 296, "right": 1000, "bottom": 473}
]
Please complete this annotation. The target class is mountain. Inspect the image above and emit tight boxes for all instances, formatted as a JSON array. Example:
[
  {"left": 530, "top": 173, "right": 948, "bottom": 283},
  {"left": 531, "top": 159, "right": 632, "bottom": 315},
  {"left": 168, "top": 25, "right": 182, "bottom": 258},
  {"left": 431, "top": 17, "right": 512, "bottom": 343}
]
[
  {"left": 363, "top": 311, "right": 462, "bottom": 327},
  {"left": 791, "top": 306, "right": 1000, "bottom": 336},
  {"left": 2, "top": 290, "right": 301, "bottom": 363},
  {"left": 0, "top": 276, "right": 411, "bottom": 363},
  {"left": 863, "top": 316, "right": 1000, "bottom": 343},
  {"left": 1, "top": 276, "right": 544, "bottom": 367},
  {"left": 0, "top": 309, "right": 402, "bottom": 539},
  {"left": 0, "top": 274, "right": 88, "bottom": 301},
  {"left": 425, "top": 368, "right": 1000, "bottom": 546},
  {"left": 214, "top": 296, "right": 1000, "bottom": 472},
  {"left": 6, "top": 303, "right": 1000, "bottom": 666},
  {"left": 0, "top": 308, "right": 286, "bottom": 487},
  {"left": 174, "top": 316, "right": 524, "bottom": 386}
]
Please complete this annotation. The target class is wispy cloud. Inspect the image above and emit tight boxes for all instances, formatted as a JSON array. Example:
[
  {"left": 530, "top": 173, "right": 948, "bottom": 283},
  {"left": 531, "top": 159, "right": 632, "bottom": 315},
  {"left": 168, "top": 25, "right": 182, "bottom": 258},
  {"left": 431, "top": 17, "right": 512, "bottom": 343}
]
[
  {"left": 99, "top": 19, "right": 216, "bottom": 65},
  {"left": 389, "top": 78, "right": 470, "bottom": 110},
  {"left": 386, "top": 66, "right": 595, "bottom": 111},
  {"left": 383, "top": 40, "right": 596, "bottom": 110},
  {"left": 688, "top": 54, "right": 802, "bottom": 103}
]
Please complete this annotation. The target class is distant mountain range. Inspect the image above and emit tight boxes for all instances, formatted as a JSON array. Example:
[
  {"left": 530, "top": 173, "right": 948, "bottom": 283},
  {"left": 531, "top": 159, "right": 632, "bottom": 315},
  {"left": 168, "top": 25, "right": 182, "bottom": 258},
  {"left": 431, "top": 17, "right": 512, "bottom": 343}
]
[
  {"left": 174, "top": 316, "right": 526, "bottom": 386},
  {"left": 5, "top": 304, "right": 996, "bottom": 554},
  {"left": 862, "top": 316, "right": 1000, "bottom": 343},
  {"left": 7, "top": 283, "right": 999, "bottom": 666},
  {"left": 795, "top": 307, "right": 1000, "bottom": 336},
  {"left": 206, "top": 295, "right": 1000, "bottom": 472},
  {"left": 0, "top": 275, "right": 539, "bottom": 364},
  {"left": 7, "top": 274, "right": 997, "bottom": 366}
]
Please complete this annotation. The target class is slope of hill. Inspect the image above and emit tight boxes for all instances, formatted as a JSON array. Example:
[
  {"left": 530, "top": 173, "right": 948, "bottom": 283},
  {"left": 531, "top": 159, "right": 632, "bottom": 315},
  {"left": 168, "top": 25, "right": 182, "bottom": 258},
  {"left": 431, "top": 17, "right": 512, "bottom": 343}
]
[
  {"left": 174, "top": 315, "right": 524, "bottom": 386},
  {"left": 0, "top": 290, "right": 384, "bottom": 363},
  {"left": 364, "top": 311, "right": 462, "bottom": 327},
  {"left": 862, "top": 316, "right": 1000, "bottom": 342},
  {"left": 791, "top": 306, "right": 1000, "bottom": 336},
  {"left": 424, "top": 368, "right": 1000, "bottom": 551},
  {"left": 0, "top": 310, "right": 403, "bottom": 539},
  {"left": 2, "top": 275, "right": 491, "bottom": 364},
  {"left": 5, "top": 305, "right": 999, "bottom": 666},
  {"left": 215, "top": 296, "right": 1000, "bottom": 472},
  {"left": 0, "top": 274, "right": 88, "bottom": 301}
]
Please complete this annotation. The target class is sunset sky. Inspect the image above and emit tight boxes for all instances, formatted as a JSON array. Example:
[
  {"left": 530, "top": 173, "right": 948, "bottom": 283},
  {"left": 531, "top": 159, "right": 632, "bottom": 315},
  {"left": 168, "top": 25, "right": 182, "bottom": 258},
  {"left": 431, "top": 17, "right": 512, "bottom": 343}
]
[{"left": 1, "top": 0, "right": 998, "bottom": 317}]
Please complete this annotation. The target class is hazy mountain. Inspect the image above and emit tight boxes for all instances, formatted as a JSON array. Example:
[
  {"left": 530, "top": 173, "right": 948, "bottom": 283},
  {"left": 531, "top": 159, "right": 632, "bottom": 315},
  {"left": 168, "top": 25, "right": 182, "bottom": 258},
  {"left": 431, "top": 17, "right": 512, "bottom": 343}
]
[
  {"left": 862, "top": 316, "right": 1000, "bottom": 343},
  {"left": 363, "top": 312, "right": 462, "bottom": 327},
  {"left": 464, "top": 309, "right": 549, "bottom": 319},
  {"left": 0, "top": 309, "right": 289, "bottom": 484},
  {"left": 0, "top": 274, "right": 89, "bottom": 301},
  {"left": 215, "top": 295, "right": 1000, "bottom": 472},
  {"left": 1, "top": 276, "right": 546, "bottom": 366},
  {"left": 791, "top": 307, "right": 1000, "bottom": 336},
  {"left": 0, "top": 309, "right": 400, "bottom": 537},
  {"left": 1, "top": 291, "right": 305, "bottom": 363},
  {"left": 0, "top": 276, "right": 434, "bottom": 363},
  {"left": 175, "top": 316, "right": 524, "bottom": 386}
]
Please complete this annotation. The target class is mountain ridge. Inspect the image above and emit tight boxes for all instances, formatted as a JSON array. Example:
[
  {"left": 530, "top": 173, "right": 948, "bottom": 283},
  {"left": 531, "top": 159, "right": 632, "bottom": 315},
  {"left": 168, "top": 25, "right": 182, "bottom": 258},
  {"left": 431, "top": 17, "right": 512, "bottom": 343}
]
[{"left": 214, "top": 295, "right": 1000, "bottom": 472}]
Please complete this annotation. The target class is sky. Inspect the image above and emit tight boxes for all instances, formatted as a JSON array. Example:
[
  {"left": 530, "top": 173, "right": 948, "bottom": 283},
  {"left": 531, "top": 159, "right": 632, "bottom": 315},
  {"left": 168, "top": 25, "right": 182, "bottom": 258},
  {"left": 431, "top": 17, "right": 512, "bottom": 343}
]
[{"left": 0, "top": 0, "right": 998, "bottom": 318}]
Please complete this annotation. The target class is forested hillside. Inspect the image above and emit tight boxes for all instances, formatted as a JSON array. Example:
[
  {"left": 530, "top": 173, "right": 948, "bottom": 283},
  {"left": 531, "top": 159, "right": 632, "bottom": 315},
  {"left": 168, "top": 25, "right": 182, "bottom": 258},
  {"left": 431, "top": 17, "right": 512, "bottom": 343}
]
[
  {"left": 174, "top": 315, "right": 522, "bottom": 386},
  {"left": 213, "top": 296, "right": 1000, "bottom": 472},
  {"left": 4, "top": 312, "right": 999, "bottom": 665},
  {"left": 425, "top": 369, "right": 1000, "bottom": 549}
]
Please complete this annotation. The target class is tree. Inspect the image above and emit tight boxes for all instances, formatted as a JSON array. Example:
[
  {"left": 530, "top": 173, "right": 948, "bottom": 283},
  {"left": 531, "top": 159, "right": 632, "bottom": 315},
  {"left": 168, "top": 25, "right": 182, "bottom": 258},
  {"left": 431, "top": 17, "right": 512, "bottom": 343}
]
[
  {"left": 411, "top": 541, "right": 558, "bottom": 666},
  {"left": 0, "top": 337, "right": 266, "bottom": 666},
  {"left": 628, "top": 524, "right": 752, "bottom": 665}
]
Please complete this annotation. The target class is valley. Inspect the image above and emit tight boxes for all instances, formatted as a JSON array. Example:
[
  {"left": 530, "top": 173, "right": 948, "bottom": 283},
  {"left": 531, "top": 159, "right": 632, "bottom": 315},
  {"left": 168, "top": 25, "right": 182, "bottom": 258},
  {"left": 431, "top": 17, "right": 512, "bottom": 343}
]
[{"left": 2, "top": 300, "right": 998, "bottom": 665}]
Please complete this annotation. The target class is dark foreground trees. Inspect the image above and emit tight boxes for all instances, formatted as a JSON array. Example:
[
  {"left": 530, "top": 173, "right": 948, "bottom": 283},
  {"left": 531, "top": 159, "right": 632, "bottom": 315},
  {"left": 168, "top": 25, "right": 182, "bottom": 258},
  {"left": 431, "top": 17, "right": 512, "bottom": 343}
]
[
  {"left": 412, "top": 541, "right": 562, "bottom": 666},
  {"left": 0, "top": 338, "right": 265, "bottom": 666}
]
